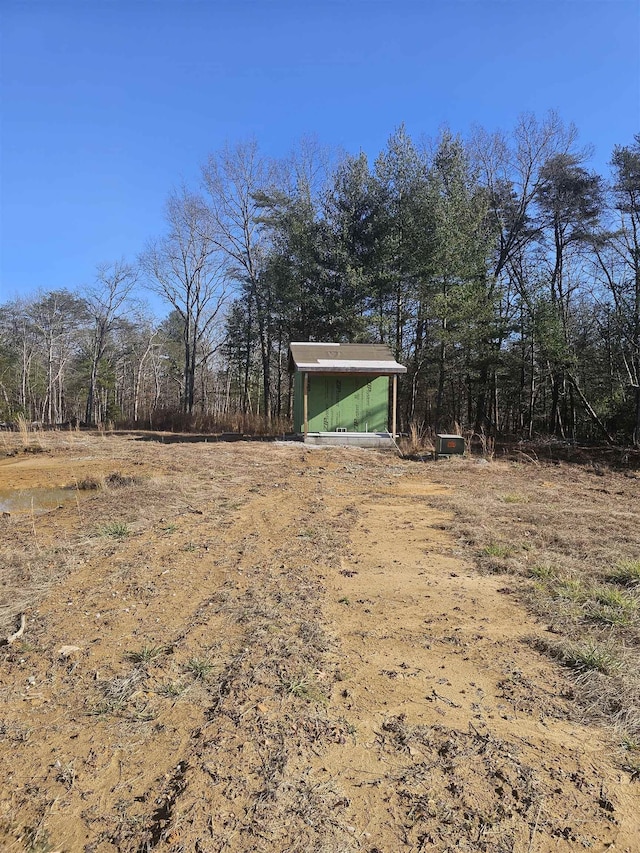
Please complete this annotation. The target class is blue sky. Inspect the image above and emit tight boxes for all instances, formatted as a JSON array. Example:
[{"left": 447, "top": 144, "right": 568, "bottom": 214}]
[{"left": 1, "top": 0, "right": 639, "bottom": 310}]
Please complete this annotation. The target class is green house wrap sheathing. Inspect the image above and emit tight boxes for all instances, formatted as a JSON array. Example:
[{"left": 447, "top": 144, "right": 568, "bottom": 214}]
[{"left": 293, "top": 373, "right": 389, "bottom": 433}]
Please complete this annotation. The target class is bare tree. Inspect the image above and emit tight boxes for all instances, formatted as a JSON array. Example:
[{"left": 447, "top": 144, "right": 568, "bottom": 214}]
[
  {"left": 471, "top": 111, "right": 581, "bottom": 282},
  {"left": 28, "top": 290, "right": 87, "bottom": 424},
  {"left": 84, "top": 261, "right": 138, "bottom": 425},
  {"left": 202, "top": 140, "right": 279, "bottom": 420},
  {"left": 0, "top": 299, "right": 36, "bottom": 418},
  {"left": 140, "top": 188, "right": 228, "bottom": 414}
]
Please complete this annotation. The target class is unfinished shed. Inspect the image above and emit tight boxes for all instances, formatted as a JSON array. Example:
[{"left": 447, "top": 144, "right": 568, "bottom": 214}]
[{"left": 288, "top": 342, "right": 407, "bottom": 446}]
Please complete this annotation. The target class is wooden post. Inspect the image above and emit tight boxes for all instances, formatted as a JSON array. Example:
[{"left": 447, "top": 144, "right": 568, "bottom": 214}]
[
  {"left": 303, "top": 372, "right": 309, "bottom": 440},
  {"left": 392, "top": 373, "right": 398, "bottom": 438}
]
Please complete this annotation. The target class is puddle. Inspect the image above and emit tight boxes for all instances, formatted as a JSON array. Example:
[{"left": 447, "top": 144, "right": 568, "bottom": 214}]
[{"left": 0, "top": 487, "right": 80, "bottom": 515}]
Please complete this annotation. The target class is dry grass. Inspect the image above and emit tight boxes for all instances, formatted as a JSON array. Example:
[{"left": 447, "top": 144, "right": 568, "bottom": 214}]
[
  {"left": 426, "top": 453, "right": 640, "bottom": 748},
  {"left": 1, "top": 432, "right": 638, "bottom": 851},
  {"left": 398, "top": 421, "right": 435, "bottom": 458},
  {"left": 0, "top": 431, "right": 225, "bottom": 638},
  {"left": 119, "top": 409, "right": 292, "bottom": 435}
]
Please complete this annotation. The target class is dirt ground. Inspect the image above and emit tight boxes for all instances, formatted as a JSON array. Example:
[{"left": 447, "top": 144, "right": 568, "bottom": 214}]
[{"left": 0, "top": 432, "right": 638, "bottom": 852}]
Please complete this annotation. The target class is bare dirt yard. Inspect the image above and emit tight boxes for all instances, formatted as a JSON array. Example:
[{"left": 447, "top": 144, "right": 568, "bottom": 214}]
[{"left": 0, "top": 431, "right": 639, "bottom": 852}]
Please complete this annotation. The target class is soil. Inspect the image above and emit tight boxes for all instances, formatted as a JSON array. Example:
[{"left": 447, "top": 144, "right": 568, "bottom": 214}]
[{"left": 0, "top": 433, "right": 637, "bottom": 852}]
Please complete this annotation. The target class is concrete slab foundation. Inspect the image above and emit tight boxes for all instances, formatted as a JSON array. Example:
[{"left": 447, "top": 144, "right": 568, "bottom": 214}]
[{"left": 302, "top": 432, "right": 397, "bottom": 448}]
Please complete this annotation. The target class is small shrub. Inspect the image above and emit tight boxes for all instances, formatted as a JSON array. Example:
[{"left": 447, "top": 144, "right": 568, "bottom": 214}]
[
  {"left": 77, "top": 476, "right": 102, "bottom": 490},
  {"left": 105, "top": 472, "right": 138, "bottom": 488}
]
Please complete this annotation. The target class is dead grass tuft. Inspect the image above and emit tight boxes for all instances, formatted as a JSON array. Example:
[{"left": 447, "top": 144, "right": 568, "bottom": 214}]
[{"left": 399, "top": 422, "right": 435, "bottom": 458}]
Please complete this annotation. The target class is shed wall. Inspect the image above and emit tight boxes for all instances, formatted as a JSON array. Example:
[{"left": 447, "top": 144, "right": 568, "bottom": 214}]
[{"left": 293, "top": 373, "right": 389, "bottom": 433}]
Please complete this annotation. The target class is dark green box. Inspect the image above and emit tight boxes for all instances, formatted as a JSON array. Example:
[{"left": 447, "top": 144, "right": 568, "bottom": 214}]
[{"left": 435, "top": 434, "right": 465, "bottom": 458}]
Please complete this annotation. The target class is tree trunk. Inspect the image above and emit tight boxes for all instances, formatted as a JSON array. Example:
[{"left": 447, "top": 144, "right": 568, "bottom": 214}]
[
  {"left": 435, "top": 338, "right": 446, "bottom": 433},
  {"left": 567, "top": 372, "right": 614, "bottom": 444}
]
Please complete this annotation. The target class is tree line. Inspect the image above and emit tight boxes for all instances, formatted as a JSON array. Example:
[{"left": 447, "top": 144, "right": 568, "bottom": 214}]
[{"left": 1, "top": 112, "right": 639, "bottom": 445}]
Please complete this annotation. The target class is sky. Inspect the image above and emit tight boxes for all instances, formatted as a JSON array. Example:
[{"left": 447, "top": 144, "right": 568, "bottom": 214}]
[{"left": 1, "top": 0, "right": 639, "bottom": 312}]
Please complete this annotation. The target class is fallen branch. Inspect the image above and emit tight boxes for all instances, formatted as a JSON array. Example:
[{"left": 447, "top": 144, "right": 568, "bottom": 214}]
[{"left": 7, "top": 613, "right": 26, "bottom": 644}]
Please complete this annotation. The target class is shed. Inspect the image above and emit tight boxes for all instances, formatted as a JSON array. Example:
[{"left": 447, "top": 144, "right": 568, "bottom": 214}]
[{"left": 288, "top": 342, "right": 407, "bottom": 445}]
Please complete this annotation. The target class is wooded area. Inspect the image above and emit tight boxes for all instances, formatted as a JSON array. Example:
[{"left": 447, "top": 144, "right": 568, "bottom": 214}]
[{"left": 1, "top": 113, "right": 639, "bottom": 445}]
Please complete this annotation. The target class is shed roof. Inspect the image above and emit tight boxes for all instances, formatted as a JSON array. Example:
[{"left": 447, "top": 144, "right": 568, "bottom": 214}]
[{"left": 289, "top": 342, "right": 406, "bottom": 375}]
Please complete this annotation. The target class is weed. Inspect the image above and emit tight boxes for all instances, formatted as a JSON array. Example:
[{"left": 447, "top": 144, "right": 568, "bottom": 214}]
[
  {"left": 127, "top": 702, "right": 158, "bottom": 722},
  {"left": 552, "top": 578, "right": 585, "bottom": 601},
  {"left": 15, "top": 414, "right": 30, "bottom": 446},
  {"left": 401, "top": 421, "right": 434, "bottom": 456},
  {"left": 338, "top": 716, "right": 357, "bottom": 736},
  {"left": 618, "top": 735, "right": 640, "bottom": 778},
  {"left": 546, "top": 580, "right": 638, "bottom": 625},
  {"left": 297, "top": 527, "right": 316, "bottom": 540},
  {"left": 608, "top": 559, "right": 640, "bottom": 587},
  {"left": 338, "top": 596, "right": 350, "bottom": 605},
  {"left": 87, "top": 700, "right": 123, "bottom": 717},
  {"left": 88, "top": 668, "right": 144, "bottom": 715},
  {"left": 126, "top": 644, "right": 166, "bottom": 664},
  {"left": 100, "top": 521, "right": 130, "bottom": 539},
  {"left": 483, "top": 542, "right": 515, "bottom": 559},
  {"left": 54, "top": 758, "right": 76, "bottom": 790},
  {"left": 590, "top": 585, "right": 636, "bottom": 608},
  {"left": 621, "top": 753, "right": 640, "bottom": 779},
  {"left": 24, "top": 827, "right": 56, "bottom": 853},
  {"left": 157, "top": 681, "right": 186, "bottom": 698},
  {"left": 185, "top": 657, "right": 213, "bottom": 680},
  {"left": 282, "top": 674, "right": 325, "bottom": 702},
  {"left": 528, "top": 564, "right": 557, "bottom": 579},
  {"left": 0, "top": 721, "right": 31, "bottom": 742},
  {"left": 588, "top": 605, "right": 634, "bottom": 627},
  {"left": 285, "top": 677, "right": 311, "bottom": 698},
  {"left": 620, "top": 734, "right": 640, "bottom": 752},
  {"left": 554, "top": 639, "right": 622, "bottom": 675},
  {"left": 475, "top": 427, "right": 495, "bottom": 460},
  {"left": 501, "top": 493, "right": 528, "bottom": 503}
]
